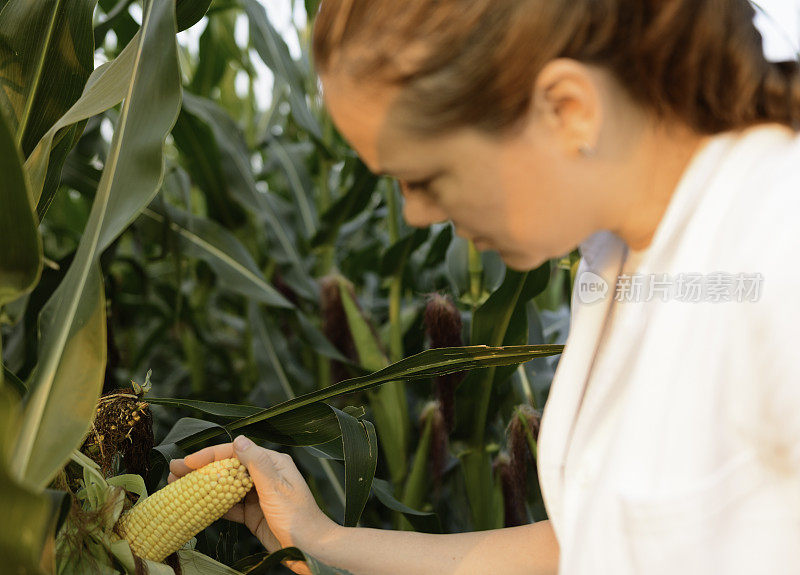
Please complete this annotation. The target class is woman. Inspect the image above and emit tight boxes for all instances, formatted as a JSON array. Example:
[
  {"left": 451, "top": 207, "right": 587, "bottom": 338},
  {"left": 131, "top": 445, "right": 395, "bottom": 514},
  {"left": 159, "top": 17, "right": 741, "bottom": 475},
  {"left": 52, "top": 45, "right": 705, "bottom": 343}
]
[{"left": 169, "top": 1, "right": 800, "bottom": 573}]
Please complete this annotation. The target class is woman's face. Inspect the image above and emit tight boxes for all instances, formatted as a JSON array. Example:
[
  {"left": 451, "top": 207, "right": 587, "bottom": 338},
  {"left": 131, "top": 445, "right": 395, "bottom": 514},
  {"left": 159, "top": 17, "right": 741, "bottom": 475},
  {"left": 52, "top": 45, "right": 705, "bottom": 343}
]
[{"left": 321, "top": 63, "right": 615, "bottom": 271}]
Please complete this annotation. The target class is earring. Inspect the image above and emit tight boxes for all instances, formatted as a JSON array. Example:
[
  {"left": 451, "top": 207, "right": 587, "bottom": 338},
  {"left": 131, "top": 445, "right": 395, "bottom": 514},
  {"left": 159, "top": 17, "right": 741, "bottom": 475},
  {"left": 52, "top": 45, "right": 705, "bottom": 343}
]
[{"left": 579, "top": 143, "right": 596, "bottom": 158}]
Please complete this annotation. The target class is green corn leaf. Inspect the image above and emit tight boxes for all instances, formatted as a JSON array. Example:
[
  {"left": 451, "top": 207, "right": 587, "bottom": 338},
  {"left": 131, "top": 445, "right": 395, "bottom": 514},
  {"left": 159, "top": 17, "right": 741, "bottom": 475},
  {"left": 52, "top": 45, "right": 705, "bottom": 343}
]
[
  {"left": 338, "top": 284, "right": 387, "bottom": 373},
  {"left": 170, "top": 106, "right": 249, "bottom": 228},
  {"left": 0, "top": 0, "right": 97, "bottom": 219},
  {"left": 147, "top": 398, "right": 263, "bottom": 420},
  {"left": 190, "top": 11, "right": 241, "bottom": 94},
  {"left": 95, "top": 0, "right": 210, "bottom": 49},
  {"left": 22, "top": 0, "right": 211, "bottom": 217},
  {"left": 2, "top": 365, "right": 27, "bottom": 397},
  {"left": 457, "top": 263, "right": 551, "bottom": 530},
  {"left": 0, "top": 108, "right": 41, "bottom": 310},
  {"left": 60, "top": 147, "right": 103, "bottom": 196},
  {"left": 105, "top": 541, "right": 177, "bottom": 575},
  {"left": 248, "top": 301, "right": 301, "bottom": 401},
  {"left": 423, "top": 224, "right": 454, "bottom": 267},
  {"left": 268, "top": 139, "right": 318, "bottom": 238},
  {"left": 13, "top": 0, "right": 182, "bottom": 490},
  {"left": 177, "top": 92, "right": 316, "bottom": 298},
  {"left": 149, "top": 404, "right": 368, "bottom": 449},
  {"left": 458, "top": 264, "right": 553, "bottom": 437},
  {"left": 25, "top": 30, "right": 139, "bottom": 208},
  {"left": 303, "top": 440, "right": 345, "bottom": 461},
  {"left": 339, "top": 279, "right": 409, "bottom": 485},
  {"left": 311, "top": 160, "right": 379, "bottom": 248},
  {"left": 294, "top": 310, "right": 353, "bottom": 364},
  {"left": 154, "top": 417, "right": 226, "bottom": 463},
  {"left": 371, "top": 478, "right": 441, "bottom": 534},
  {"left": 334, "top": 408, "right": 377, "bottom": 527},
  {"left": 399, "top": 407, "right": 434, "bottom": 530},
  {"left": 380, "top": 228, "right": 430, "bottom": 277},
  {"left": 94, "top": 0, "right": 136, "bottom": 44},
  {"left": 169, "top": 344, "right": 563, "bottom": 451},
  {"left": 0, "top": 0, "right": 96, "bottom": 151},
  {"left": 142, "top": 206, "right": 293, "bottom": 309},
  {"left": 175, "top": 0, "right": 212, "bottom": 32},
  {"left": 107, "top": 473, "right": 148, "bottom": 501},
  {"left": 177, "top": 549, "right": 245, "bottom": 575},
  {"left": 0, "top": 385, "right": 55, "bottom": 574},
  {"left": 235, "top": 546, "right": 354, "bottom": 575}
]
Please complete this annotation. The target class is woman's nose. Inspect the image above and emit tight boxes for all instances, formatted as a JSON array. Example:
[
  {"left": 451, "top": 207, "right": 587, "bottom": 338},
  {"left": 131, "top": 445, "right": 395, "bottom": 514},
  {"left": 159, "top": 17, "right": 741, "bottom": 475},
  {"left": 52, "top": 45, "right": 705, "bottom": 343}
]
[{"left": 401, "top": 190, "right": 448, "bottom": 228}]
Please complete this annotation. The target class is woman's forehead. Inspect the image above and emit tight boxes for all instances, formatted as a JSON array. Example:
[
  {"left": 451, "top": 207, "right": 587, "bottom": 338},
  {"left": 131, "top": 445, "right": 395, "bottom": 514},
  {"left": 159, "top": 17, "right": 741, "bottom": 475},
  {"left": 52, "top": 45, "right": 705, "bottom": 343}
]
[
  {"left": 322, "top": 70, "right": 451, "bottom": 177},
  {"left": 321, "top": 71, "right": 398, "bottom": 171}
]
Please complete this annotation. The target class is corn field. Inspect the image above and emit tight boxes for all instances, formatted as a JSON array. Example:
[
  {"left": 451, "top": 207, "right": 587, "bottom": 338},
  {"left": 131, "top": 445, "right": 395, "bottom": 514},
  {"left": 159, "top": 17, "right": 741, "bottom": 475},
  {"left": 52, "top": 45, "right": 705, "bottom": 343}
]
[{"left": 0, "top": 1, "right": 574, "bottom": 573}]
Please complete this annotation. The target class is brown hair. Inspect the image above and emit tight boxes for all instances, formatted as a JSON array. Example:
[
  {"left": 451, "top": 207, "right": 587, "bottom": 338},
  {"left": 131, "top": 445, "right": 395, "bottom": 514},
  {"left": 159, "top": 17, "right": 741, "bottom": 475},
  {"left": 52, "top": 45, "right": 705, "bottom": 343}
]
[{"left": 312, "top": 0, "right": 800, "bottom": 135}]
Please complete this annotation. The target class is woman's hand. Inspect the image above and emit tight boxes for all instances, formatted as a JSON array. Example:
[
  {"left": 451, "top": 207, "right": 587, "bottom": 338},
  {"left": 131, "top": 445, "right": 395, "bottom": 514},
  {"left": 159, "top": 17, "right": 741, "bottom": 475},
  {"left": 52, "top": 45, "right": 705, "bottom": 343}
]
[
  {"left": 170, "top": 438, "right": 560, "bottom": 575},
  {"left": 168, "top": 435, "right": 338, "bottom": 574}
]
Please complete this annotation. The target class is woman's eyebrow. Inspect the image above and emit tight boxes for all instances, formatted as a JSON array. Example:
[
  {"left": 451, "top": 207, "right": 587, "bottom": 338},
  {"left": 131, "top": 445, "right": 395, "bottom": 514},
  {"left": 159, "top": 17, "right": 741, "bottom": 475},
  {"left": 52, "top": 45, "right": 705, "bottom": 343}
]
[
  {"left": 372, "top": 159, "right": 431, "bottom": 177},
  {"left": 376, "top": 165, "right": 443, "bottom": 180}
]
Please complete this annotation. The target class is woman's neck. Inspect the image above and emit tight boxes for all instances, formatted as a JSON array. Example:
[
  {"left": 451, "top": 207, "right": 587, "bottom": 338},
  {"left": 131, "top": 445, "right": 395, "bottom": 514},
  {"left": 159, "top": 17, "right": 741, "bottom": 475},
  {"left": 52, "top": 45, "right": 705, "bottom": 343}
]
[{"left": 613, "top": 122, "right": 711, "bottom": 251}]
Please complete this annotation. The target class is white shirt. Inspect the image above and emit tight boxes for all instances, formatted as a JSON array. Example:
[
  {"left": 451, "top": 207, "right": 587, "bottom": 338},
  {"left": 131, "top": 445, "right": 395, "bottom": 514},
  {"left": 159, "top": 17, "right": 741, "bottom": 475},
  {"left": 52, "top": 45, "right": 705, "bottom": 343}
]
[{"left": 537, "top": 123, "right": 800, "bottom": 575}]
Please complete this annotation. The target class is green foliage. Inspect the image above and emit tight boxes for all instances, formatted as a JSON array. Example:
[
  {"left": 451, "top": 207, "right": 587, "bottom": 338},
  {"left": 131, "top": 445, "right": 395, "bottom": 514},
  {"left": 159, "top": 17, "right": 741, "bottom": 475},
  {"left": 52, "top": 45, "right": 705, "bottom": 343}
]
[
  {"left": 0, "top": 0, "right": 574, "bottom": 572},
  {"left": 0, "top": 0, "right": 97, "bottom": 218},
  {"left": 0, "top": 107, "right": 41, "bottom": 309},
  {"left": 0, "top": 386, "right": 55, "bottom": 574},
  {"left": 13, "top": 0, "right": 182, "bottom": 491}
]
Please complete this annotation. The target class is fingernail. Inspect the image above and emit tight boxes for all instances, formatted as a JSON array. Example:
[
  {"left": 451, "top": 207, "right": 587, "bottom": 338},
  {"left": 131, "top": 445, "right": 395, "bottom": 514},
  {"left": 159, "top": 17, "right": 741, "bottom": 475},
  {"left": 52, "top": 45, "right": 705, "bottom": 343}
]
[{"left": 234, "top": 435, "right": 253, "bottom": 451}]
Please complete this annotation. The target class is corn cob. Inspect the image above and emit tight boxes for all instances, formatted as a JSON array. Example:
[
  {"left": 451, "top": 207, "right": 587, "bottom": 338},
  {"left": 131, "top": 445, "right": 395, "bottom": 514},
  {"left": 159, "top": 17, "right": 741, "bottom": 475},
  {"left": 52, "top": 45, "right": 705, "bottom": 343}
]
[{"left": 114, "top": 457, "right": 253, "bottom": 562}]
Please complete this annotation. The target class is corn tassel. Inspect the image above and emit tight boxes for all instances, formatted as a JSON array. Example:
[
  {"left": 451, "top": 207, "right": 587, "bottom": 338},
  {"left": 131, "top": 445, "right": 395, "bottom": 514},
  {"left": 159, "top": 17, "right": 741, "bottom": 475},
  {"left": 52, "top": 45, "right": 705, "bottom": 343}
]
[{"left": 114, "top": 457, "right": 253, "bottom": 562}]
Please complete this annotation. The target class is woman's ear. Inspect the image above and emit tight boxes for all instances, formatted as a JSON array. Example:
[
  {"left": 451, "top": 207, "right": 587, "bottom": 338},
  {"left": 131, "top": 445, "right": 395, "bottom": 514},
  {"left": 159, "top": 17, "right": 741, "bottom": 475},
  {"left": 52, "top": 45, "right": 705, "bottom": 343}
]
[{"left": 531, "top": 58, "right": 603, "bottom": 156}]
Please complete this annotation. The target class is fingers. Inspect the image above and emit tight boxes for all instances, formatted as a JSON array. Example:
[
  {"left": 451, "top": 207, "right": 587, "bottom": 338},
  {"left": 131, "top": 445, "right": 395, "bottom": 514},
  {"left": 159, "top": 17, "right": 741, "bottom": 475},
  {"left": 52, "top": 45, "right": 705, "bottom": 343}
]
[
  {"left": 183, "top": 442, "right": 235, "bottom": 469},
  {"left": 168, "top": 458, "right": 193, "bottom": 481},
  {"left": 174, "top": 437, "right": 301, "bottom": 500},
  {"left": 220, "top": 492, "right": 257, "bottom": 523},
  {"left": 223, "top": 502, "right": 246, "bottom": 523},
  {"left": 169, "top": 442, "right": 238, "bottom": 484},
  {"left": 177, "top": 437, "right": 320, "bottom": 557}
]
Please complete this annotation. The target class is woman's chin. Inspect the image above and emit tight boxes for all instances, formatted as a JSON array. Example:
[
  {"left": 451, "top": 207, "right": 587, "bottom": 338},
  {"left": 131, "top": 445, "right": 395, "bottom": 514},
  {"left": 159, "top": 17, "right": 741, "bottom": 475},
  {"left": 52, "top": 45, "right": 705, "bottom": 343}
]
[{"left": 500, "top": 250, "right": 547, "bottom": 271}]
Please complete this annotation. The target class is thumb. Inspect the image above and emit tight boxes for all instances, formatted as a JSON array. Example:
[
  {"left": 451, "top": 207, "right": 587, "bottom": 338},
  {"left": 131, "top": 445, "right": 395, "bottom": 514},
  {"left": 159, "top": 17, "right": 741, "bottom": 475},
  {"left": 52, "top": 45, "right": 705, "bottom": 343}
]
[{"left": 233, "top": 435, "right": 284, "bottom": 494}]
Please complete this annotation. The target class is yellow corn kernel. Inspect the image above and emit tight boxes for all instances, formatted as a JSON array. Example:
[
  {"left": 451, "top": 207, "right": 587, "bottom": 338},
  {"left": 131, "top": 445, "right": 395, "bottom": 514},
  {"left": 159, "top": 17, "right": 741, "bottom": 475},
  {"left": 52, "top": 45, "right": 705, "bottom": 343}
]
[{"left": 114, "top": 457, "right": 253, "bottom": 562}]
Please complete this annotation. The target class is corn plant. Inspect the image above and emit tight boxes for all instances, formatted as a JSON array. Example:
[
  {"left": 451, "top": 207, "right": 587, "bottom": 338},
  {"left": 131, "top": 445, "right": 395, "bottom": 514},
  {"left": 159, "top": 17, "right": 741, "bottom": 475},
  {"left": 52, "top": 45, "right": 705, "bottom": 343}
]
[{"left": 0, "top": 1, "right": 573, "bottom": 573}]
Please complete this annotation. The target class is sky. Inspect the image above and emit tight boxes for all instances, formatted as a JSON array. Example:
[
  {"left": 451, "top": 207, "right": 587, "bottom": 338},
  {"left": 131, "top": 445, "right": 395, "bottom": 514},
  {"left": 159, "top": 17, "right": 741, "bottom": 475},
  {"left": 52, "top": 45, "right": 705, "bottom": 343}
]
[
  {"left": 172, "top": 0, "right": 800, "bottom": 111},
  {"left": 754, "top": 0, "right": 800, "bottom": 60}
]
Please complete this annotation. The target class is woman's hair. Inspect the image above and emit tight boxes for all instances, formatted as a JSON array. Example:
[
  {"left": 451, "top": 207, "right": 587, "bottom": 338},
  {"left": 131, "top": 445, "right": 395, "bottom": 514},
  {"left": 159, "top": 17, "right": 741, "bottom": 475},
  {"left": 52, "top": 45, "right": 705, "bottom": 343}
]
[{"left": 312, "top": 0, "right": 800, "bottom": 135}]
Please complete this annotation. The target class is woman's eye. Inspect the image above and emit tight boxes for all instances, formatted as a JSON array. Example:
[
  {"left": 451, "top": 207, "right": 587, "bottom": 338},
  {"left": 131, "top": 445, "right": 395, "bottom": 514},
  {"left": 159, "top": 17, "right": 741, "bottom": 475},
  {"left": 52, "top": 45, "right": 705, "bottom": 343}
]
[{"left": 402, "top": 178, "right": 433, "bottom": 192}]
